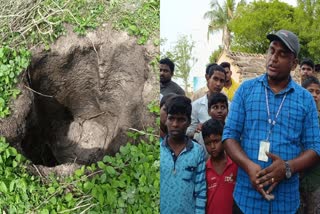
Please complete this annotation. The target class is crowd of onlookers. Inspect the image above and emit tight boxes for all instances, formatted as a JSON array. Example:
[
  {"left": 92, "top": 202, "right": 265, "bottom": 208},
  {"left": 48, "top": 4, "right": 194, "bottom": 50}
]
[{"left": 160, "top": 30, "right": 320, "bottom": 214}]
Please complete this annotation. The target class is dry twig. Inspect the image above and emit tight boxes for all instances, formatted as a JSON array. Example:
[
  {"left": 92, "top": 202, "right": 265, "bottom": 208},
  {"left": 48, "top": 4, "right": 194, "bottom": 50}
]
[
  {"left": 32, "top": 164, "right": 44, "bottom": 179},
  {"left": 23, "top": 84, "right": 54, "bottom": 98}
]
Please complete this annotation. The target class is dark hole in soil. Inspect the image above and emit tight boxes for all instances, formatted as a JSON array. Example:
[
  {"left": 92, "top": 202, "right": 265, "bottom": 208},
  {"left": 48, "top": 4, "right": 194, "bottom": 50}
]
[{"left": 21, "top": 94, "right": 74, "bottom": 167}]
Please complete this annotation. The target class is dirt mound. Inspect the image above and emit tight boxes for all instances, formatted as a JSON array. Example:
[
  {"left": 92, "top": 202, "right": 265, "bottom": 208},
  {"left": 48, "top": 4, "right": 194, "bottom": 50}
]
[{"left": 0, "top": 24, "right": 158, "bottom": 167}]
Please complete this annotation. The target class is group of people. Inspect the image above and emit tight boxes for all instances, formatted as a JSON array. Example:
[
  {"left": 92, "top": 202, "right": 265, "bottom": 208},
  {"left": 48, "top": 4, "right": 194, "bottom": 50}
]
[{"left": 160, "top": 29, "right": 320, "bottom": 214}]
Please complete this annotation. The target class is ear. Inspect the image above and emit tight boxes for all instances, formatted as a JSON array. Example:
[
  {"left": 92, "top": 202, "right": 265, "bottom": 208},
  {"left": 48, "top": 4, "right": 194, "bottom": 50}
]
[
  {"left": 205, "top": 74, "right": 209, "bottom": 81},
  {"left": 291, "top": 57, "right": 298, "bottom": 71}
]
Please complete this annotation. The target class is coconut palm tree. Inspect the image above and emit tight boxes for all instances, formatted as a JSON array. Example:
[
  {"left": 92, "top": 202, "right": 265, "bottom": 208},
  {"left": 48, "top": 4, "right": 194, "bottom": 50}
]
[{"left": 204, "top": 0, "right": 237, "bottom": 51}]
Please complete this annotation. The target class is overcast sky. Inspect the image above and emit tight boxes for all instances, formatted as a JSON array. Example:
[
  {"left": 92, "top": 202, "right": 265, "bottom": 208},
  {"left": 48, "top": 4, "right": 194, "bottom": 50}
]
[{"left": 160, "top": 0, "right": 297, "bottom": 82}]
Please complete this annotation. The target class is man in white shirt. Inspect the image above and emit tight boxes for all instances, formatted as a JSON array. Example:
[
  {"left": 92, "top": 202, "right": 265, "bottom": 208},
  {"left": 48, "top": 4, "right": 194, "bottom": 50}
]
[{"left": 187, "top": 64, "right": 226, "bottom": 138}]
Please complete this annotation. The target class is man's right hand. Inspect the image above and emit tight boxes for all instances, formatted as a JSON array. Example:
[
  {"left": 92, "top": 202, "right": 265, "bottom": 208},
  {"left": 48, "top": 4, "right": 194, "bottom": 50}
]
[
  {"left": 246, "top": 161, "right": 274, "bottom": 201},
  {"left": 223, "top": 139, "right": 276, "bottom": 201}
]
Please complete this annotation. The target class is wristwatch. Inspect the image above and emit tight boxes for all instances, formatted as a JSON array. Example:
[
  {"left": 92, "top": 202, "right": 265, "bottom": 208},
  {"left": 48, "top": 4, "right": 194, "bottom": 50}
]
[{"left": 285, "top": 161, "right": 292, "bottom": 179}]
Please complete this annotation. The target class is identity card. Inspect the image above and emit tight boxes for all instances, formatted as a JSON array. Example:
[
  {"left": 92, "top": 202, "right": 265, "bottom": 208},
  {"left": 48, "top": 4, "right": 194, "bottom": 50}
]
[{"left": 258, "top": 140, "right": 270, "bottom": 162}]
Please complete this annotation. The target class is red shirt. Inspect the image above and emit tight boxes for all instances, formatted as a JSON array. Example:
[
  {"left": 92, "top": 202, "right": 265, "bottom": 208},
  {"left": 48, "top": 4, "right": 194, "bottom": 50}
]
[{"left": 206, "top": 156, "right": 238, "bottom": 214}]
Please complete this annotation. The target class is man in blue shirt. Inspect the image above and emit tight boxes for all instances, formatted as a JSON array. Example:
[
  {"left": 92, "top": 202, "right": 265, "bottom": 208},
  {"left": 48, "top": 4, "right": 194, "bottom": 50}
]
[
  {"left": 222, "top": 29, "right": 320, "bottom": 214},
  {"left": 160, "top": 95, "right": 206, "bottom": 213}
]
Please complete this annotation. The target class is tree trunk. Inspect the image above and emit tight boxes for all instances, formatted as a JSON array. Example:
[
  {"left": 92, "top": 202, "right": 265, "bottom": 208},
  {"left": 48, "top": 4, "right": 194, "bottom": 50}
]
[
  {"left": 184, "top": 78, "right": 188, "bottom": 94},
  {"left": 223, "top": 27, "right": 231, "bottom": 51}
]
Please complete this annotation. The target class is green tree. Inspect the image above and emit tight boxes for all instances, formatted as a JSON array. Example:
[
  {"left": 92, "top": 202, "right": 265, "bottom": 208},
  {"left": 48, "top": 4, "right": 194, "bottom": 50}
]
[
  {"left": 163, "top": 35, "right": 197, "bottom": 93},
  {"left": 209, "top": 46, "right": 223, "bottom": 63},
  {"left": 229, "top": 0, "right": 295, "bottom": 54},
  {"left": 203, "top": 0, "right": 238, "bottom": 51},
  {"left": 294, "top": 0, "right": 320, "bottom": 59}
]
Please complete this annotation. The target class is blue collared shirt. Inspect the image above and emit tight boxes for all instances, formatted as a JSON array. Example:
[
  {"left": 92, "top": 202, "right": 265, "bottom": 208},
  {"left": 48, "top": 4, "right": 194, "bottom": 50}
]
[
  {"left": 222, "top": 74, "right": 320, "bottom": 214},
  {"left": 160, "top": 136, "right": 207, "bottom": 214}
]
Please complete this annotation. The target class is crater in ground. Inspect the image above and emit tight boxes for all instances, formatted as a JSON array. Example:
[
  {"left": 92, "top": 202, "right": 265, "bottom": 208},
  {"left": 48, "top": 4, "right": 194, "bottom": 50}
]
[{"left": 0, "top": 24, "right": 158, "bottom": 168}]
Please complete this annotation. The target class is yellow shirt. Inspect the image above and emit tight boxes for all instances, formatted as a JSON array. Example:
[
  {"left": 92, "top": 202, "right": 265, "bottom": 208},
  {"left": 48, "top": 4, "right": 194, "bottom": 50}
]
[{"left": 222, "top": 78, "right": 240, "bottom": 102}]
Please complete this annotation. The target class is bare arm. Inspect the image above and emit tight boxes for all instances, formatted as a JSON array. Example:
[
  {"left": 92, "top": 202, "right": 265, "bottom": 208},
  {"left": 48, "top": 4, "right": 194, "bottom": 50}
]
[
  {"left": 224, "top": 138, "right": 260, "bottom": 173},
  {"left": 186, "top": 101, "right": 199, "bottom": 138},
  {"left": 289, "top": 150, "right": 319, "bottom": 174}
]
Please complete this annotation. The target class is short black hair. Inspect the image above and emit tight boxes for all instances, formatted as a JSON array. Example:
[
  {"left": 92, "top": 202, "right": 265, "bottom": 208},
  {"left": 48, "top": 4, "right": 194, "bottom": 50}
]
[
  {"left": 165, "top": 95, "right": 192, "bottom": 121},
  {"left": 202, "top": 118, "right": 224, "bottom": 139},
  {"left": 208, "top": 92, "right": 228, "bottom": 111},
  {"left": 220, "top": 62, "right": 231, "bottom": 69},
  {"left": 315, "top": 64, "right": 320, "bottom": 73},
  {"left": 205, "top": 63, "right": 218, "bottom": 75},
  {"left": 300, "top": 58, "right": 315, "bottom": 70},
  {"left": 160, "top": 58, "right": 175, "bottom": 73},
  {"left": 207, "top": 64, "right": 226, "bottom": 78},
  {"left": 160, "top": 93, "right": 177, "bottom": 108},
  {"left": 302, "top": 76, "right": 320, "bottom": 89}
]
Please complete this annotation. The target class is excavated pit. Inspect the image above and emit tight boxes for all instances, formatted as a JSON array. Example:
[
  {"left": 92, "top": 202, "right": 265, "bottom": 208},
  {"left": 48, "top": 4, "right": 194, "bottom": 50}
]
[
  {"left": 0, "top": 25, "right": 158, "bottom": 169},
  {"left": 22, "top": 95, "right": 75, "bottom": 166}
]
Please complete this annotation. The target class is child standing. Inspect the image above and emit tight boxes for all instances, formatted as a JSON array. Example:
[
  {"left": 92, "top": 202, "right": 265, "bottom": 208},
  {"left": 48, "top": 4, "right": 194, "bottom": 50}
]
[
  {"left": 194, "top": 92, "right": 228, "bottom": 159},
  {"left": 202, "top": 118, "right": 237, "bottom": 214},
  {"left": 160, "top": 95, "right": 207, "bottom": 213},
  {"left": 300, "top": 76, "right": 320, "bottom": 214},
  {"left": 160, "top": 93, "right": 177, "bottom": 141}
]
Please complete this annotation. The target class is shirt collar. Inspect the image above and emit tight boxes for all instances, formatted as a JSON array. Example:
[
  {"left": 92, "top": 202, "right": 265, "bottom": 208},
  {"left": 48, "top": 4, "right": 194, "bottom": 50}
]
[
  {"left": 231, "top": 78, "right": 235, "bottom": 84},
  {"left": 161, "top": 135, "right": 194, "bottom": 151},
  {"left": 200, "top": 94, "right": 208, "bottom": 105},
  {"left": 259, "top": 73, "right": 295, "bottom": 94},
  {"left": 206, "top": 154, "right": 233, "bottom": 170},
  {"left": 160, "top": 81, "right": 171, "bottom": 88}
]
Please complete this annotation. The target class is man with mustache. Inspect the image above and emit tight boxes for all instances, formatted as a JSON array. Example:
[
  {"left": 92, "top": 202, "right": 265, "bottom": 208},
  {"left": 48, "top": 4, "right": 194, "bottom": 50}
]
[
  {"left": 222, "top": 30, "right": 320, "bottom": 214},
  {"left": 160, "top": 57, "right": 185, "bottom": 97}
]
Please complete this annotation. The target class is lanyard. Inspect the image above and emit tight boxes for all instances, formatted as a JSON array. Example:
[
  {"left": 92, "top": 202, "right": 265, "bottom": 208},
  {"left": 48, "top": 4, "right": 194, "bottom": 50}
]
[{"left": 265, "top": 86, "right": 287, "bottom": 141}]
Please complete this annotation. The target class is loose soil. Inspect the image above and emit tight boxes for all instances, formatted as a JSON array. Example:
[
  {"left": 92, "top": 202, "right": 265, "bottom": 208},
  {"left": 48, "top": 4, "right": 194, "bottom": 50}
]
[{"left": 0, "top": 24, "right": 158, "bottom": 170}]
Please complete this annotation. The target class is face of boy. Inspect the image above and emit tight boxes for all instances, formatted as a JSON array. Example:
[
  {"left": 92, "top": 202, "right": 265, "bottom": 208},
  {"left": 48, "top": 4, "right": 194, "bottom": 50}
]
[
  {"left": 208, "top": 102, "right": 228, "bottom": 121},
  {"left": 166, "top": 113, "right": 190, "bottom": 141},
  {"left": 306, "top": 83, "right": 320, "bottom": 103},
  {"left": 204, "top": 134, "right": 224, "bottom": 158},
  {"left": 207, "top": 71, "right": 225, "bottom": 93}
]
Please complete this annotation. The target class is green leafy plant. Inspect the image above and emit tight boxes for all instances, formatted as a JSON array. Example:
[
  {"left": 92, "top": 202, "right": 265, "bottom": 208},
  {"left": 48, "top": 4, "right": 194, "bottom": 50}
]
[
  {"left": 0, "top": 129, "right": 159, "bottom": 213},
  {"left": 0, "top": 0, "right": 160, "bottom": 212},
  {"left": 0, "top": 47, "right": 30, "bottom": 118},
  {"left": 107, "top": 0, "right": 160, "bottom": 45}
]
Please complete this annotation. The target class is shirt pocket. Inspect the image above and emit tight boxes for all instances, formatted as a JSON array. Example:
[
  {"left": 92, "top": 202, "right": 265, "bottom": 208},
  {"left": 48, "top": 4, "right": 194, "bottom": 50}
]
[{"left": 182, "top": 166, "right": 196, "bottom": 182}]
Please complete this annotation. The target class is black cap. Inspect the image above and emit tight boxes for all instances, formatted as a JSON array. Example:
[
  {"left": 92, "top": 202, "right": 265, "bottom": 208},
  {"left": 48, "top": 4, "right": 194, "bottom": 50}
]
[{"left": 267, "top": 30, "right": 300, "bottom": 57}]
